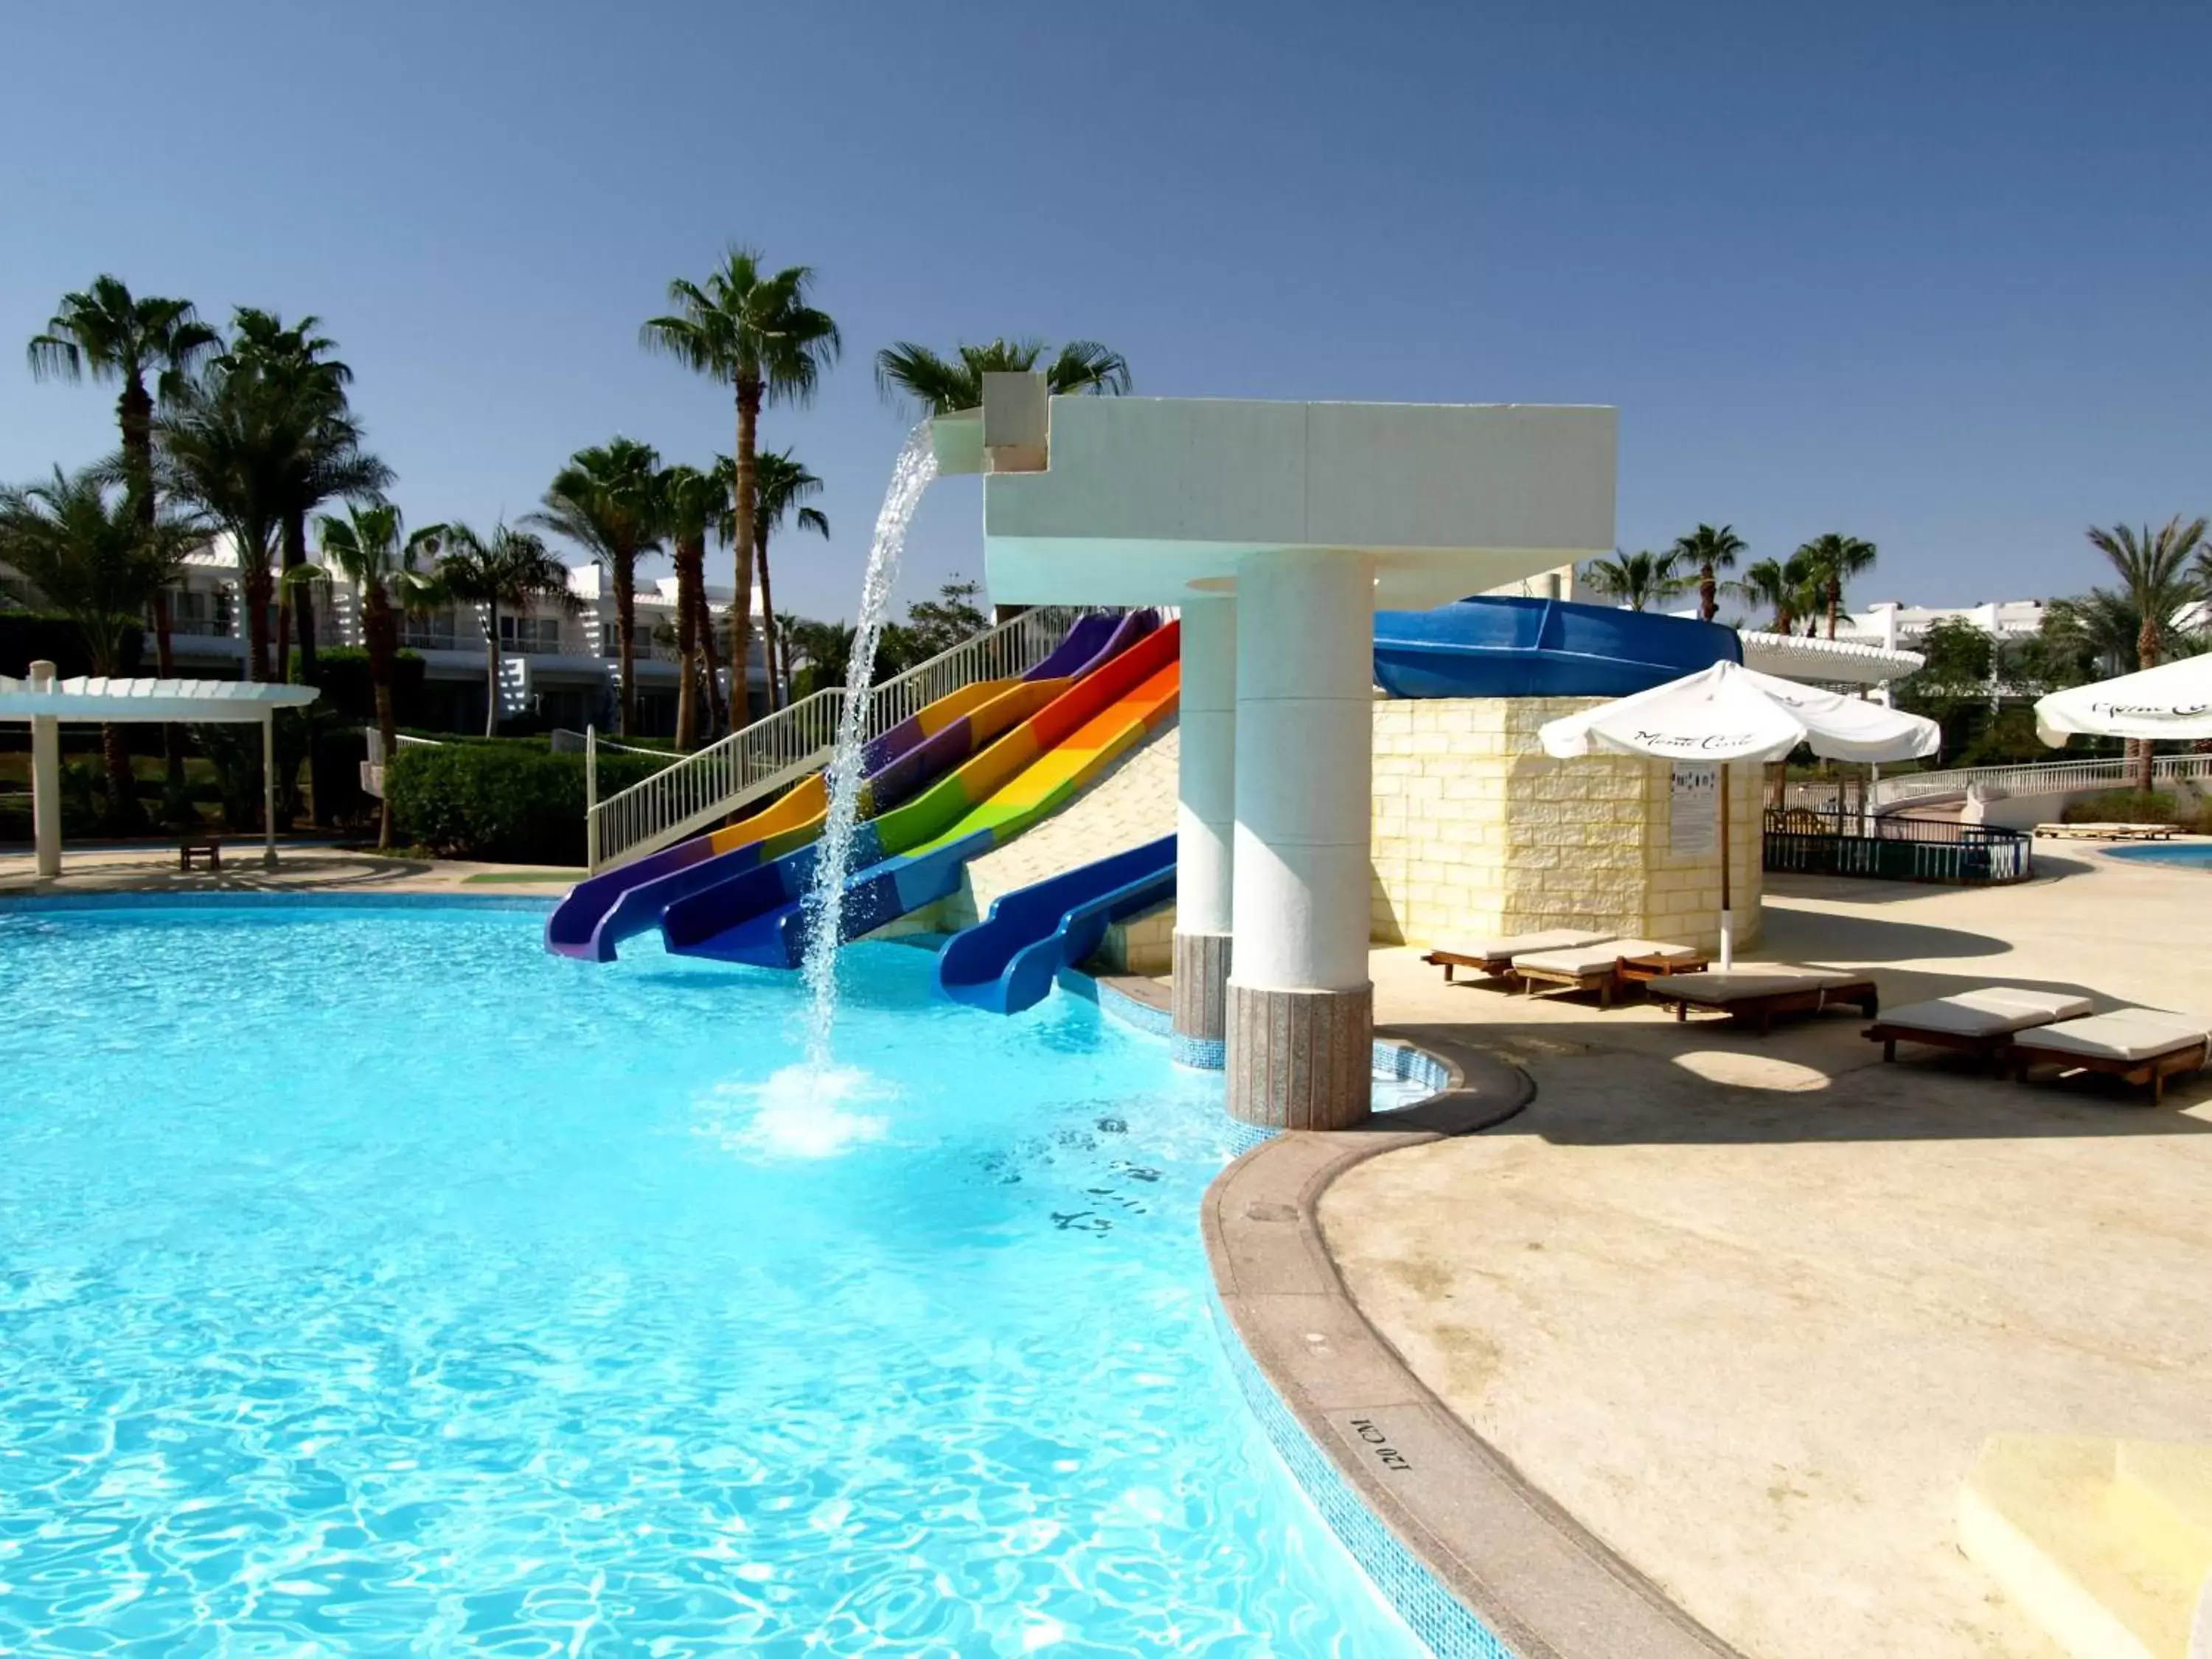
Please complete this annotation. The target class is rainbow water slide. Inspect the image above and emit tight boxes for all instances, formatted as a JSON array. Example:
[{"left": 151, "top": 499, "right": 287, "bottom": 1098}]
[
  {"left": 660, "top": 619, "right": 1182, "bottom": 970},
  {"left": 543, "top": 612, "right": 1140, "bottom": 961}
]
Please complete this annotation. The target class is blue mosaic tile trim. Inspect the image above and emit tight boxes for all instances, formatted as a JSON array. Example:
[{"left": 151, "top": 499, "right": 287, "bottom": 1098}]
[
  {"left": 1221, "top": 1119, "right": 1278, "bottom": 1155},
  {"left": 1374, "top": 1039, "right": 1453, "bottom": 1093},
  {"left": 1213, "top": 1297, "right": 1516, "bottom": 1659},
  {"left": 0, "top": 890, "right": 560, "bottom": 914},
  {"left": 1057, "top": 964, "right": 1173, "bottom": 1035},
  {"left": 1170, "top": 1031, "right": 1225, "bottom": 1071}
]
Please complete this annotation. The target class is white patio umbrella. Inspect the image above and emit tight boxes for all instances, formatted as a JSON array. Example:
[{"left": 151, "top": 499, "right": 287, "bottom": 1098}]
[
  {"left": 1538, "top": 661, "right": 1941, "bottom": 967},
  {"left": 2034, "top": 653, "right": 2212, "bottom": 746}
]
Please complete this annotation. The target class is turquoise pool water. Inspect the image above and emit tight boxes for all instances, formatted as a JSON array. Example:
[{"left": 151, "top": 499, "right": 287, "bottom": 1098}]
[
  {"left": 2108, "top": 841, "right": 2212, "bottom": 869},
  {"left": 0, "top": 901, "right": 1421, "bottom": 1655}
]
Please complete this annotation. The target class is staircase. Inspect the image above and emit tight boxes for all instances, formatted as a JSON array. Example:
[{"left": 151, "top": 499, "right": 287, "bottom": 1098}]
[
  {"left": 585, "top": 607, "right": 1095, "bottom": 872},
  {"left": 1961, "top": 1435, "right": 2212, "bottom": 1658}
]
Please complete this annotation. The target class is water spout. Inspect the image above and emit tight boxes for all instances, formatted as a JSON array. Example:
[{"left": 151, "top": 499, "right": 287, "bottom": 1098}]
[{"left": 798, "top": 422, "right": 939, "bottom": 1066}]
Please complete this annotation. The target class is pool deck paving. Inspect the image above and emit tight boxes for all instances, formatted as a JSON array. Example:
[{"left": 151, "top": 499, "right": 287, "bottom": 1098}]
[{"left": 1319, "top": 843, "right": 2212, "bottom": 1659}]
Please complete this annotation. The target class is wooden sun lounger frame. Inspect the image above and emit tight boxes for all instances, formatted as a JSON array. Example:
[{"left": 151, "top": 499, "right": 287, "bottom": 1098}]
[
  {"left": 1421, "top": 948, "right": 1520, "bottom": 985},
  {"left": 2006, "top": 1033, "right": 2210, "bottom": 1105},
  {"left": 2032, "top": 823, "right": 2177, "bottom": 842},
  {"left": 1657, "top": 976, "right": 1879, "bottom": 1035},
  {"left": 1863, "top": 1017, "right": 2013, "bottom": 1071},
  {"left": 1515, "top": 951, "right": 1709, "bottom": 1012}
]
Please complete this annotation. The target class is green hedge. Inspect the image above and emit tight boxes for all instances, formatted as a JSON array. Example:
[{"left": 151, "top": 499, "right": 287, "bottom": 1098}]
[
  {"left": 2059, "top": 788, "right": 2209, "bottom": 831},
  {"left": 386, "top": 744, "right": 669, "bottom": 864}
]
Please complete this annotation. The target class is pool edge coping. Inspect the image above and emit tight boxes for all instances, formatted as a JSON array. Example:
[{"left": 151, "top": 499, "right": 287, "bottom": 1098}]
[{"left": 1068, "top": 970, "right": 1745, "bottom": 1659}]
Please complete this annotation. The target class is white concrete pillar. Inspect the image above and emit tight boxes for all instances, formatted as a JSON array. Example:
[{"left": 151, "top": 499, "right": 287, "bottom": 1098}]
[
  {"left": 1225, "top": 550, "right": 1376, "bottom": 1130},
  {"left": 29, "top": 661, "right": 60, "bottom": 880},
  {"left": 1172, "top": 597, "right": 1235, "bottom": 1066}
]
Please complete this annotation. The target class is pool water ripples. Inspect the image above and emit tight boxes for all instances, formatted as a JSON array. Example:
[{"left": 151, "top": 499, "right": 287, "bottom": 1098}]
[{"left": 0, "top": 904, "right": 1420, "bottom": 1655}]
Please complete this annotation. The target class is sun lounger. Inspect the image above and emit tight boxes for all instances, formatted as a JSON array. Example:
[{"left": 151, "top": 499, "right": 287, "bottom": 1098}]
[
  {"left": 2007, "top": 1009, "right": 2211, "bottom": 1104},
  {"left": 1863, "top": 989, "right": 2094, "bottom": 1068},
  {"left": 1421, "top": 930, "right": 1615, "bottom": 984},
  {"left": 1510, "top": 939, "right": 1705, "bottom": 1009},
  {"left": 2033, "top": 823, "right": 2178, "bottom": 842},
  {"left": 1644, "top": 970, "right": 1879, "bottom": 1034}
]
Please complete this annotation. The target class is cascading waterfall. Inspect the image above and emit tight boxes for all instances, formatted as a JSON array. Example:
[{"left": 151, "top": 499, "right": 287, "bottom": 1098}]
[{"left": 798, "top": 422, "right": 939, "bottom": 1067}]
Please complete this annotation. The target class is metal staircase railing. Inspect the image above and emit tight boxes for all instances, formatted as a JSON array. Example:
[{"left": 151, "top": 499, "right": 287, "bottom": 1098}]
[{"left": 585, "top": 606, "right": 1093, "bottom": 871}]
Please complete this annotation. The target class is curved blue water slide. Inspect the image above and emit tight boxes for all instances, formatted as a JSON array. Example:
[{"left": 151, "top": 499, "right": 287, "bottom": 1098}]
[
  {"left": 545, "top": 612, "right": 1135, "bottom": 962},
  {"left": 934, "top": 835, "right": 1178, "bottom": 1014},
  {"left": 651, "top": 613, "right": 1165, "bottom": 970},
  {"left": 1372, "top": 596, "right": 1741, "bottom": 700}
]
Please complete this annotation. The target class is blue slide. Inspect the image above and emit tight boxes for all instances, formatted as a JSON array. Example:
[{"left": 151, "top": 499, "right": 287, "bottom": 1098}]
[{"left": 933, "top": 835, "right": 1177, "bottom": 1014}]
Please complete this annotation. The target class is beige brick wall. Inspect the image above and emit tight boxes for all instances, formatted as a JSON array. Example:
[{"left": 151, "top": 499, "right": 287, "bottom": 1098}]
[{"left": 1370, "top": 697, "right": 1762, "bottom": 953}]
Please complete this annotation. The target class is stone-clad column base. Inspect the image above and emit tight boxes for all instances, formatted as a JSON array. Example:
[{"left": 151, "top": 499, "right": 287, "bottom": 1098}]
[
  {"left": 1171, "top": 930, "right": 1233, "bottom": 1069},
  {"left": 1225, "top": 982, "right": 1374, "bottom": 1130}
]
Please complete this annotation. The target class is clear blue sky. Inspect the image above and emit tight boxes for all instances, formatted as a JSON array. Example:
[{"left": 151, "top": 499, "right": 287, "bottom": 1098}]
[{"left": 4, "top": 0, "right": 2205, "bottom": 622}]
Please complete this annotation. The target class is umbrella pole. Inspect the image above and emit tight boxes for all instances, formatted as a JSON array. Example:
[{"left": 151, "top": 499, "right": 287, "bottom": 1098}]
[{"left": 1719, "top": 761, "right": 1734, "bottom": 970}]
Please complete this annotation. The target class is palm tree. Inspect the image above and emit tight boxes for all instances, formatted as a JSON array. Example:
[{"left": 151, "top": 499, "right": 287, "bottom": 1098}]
[
  {"left": 218, "top": 309, "right": 380, "bottom": 685},
  {"left": 785, "top": 617, "right": 857, "bottom": 700},
  {"left": 527, "top": 438, "right": 662, "bottom": 737},
  {"left": 1669, "top": 524, "right": 1747, "bottom": 623},
  {"left": 1791, "top": 533, "right": 1879, "bottom": 638},
  {"left": 640, "top": 249, "right": 841, "bottom": 733},
  {"left": 872, "top": 337, "right": 1133, "bottom": 417},
  {"left": 27, "top": 276, "right": 221, "bottom": 782},
  {"left": 2086, "top": 516, "right": 2211, "bottom": 789},
  {"left": 298, "top": 505, "right": 445, "bottom": 847},
  {"left": 655, "top": 462, "right": 728, "bottom": 749},
  {"left": 1733, "top": 554, "right": 1822, "bottom": 635},
  {"left": 751, "top": 449, "right": 828, "bottom": 709},
  {"left": 432, "top": 524, "right": 575, "bottom": 736},
  {"left": 0, "top": 465, "right": 201, "bottom": 827},
  {"left": 1579, "top": 548, "right": 1683, "bottom": 611}
]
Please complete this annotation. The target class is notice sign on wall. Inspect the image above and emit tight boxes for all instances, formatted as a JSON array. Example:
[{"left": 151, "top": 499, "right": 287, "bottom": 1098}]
[{"left": 1670, "top": 762, "right": 1719, "bottom": 856}]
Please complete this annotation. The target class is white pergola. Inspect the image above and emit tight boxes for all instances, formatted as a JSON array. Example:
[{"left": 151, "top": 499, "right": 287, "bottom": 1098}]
[{"left": 0, "top": 661, "right": 320, "bottom": 876}]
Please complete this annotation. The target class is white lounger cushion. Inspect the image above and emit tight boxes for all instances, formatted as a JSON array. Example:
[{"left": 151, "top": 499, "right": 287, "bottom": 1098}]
[
  {"left": 1513, "top": 939, "right": 1697, "bottom": 977},
  {"left": 1461, "top": 929, "right": 1614, "bottom": 961},
  {"left": 1881, "top": 990, "right": 2094, "bottom": 1037},
  {"left": 1649, "top": 970, "right": 1868, "bottom": 1006},
  {"left": 2019, "top": 1009, "right": 2211, "bottom": 1063}
]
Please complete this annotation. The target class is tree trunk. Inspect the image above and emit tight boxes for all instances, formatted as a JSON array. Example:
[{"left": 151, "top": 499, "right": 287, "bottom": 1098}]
[
  {"left": 118, "top": 377, "right": 188, "bottom": 787},
  {"left": 282, "top": 509, "right": 321, "bottom": 824},
  {"left": 698, "top": 589, "right": 728, "bottom": 737},
  {"left": 615, "top": 554, "right": 637, "bottom": 739},
  {"left": 729, "top": 383, "right": 760, "bottom": 730},
  {"left": 754, "top": 524, "right": 782, "bottom": 712},
  {"left": 365, "top": 587, "right": 399, "bottom": 850},
  {"left": 484, "top": 599, "right": 502, "bottom": 738},
  {"left": 285, "top": 510, "right": 317, "bottom": 685},
  {"left": 100, "top": 721, "right": 142, "bottom": 832},
  {"left": 1827, "top": 578, "right": 1841, "bottom": 640},
  {"left": 2136, "top": 632, "right": 2160, "bottom": 793},
  {"left": 1700, "top": 564, "right": 1717, "bottom": 622},
  {"left": 245, "top": 566, "right": 274, "bottom": 684},
  {"left": 673, "top": 538, "right": 700, "bottom": 751}
]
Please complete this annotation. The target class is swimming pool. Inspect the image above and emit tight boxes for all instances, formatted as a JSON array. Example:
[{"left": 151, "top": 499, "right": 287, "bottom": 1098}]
[
  {"left": 0, "top": 900, "right": 1422, "bottom": 1655},
  {"left": 2107, "top": 840, "right": 2212, "bottom": 870}
]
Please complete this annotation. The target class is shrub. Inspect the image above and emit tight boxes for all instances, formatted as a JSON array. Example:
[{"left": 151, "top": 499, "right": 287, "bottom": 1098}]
[
  {"left": 2060, "top": 789, "right": 2177, "bottom": 826},
  {"left": 386, "top": 744, "right": 667, "bottom": 864},
  {"left": 288, "top": 646, "right": 428, "bottom": 726}
]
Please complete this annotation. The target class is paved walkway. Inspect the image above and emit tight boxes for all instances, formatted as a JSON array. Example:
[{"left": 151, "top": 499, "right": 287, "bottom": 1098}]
[
  {"left": 1325, "top": 844, "right": 2212, "bottom": 1659},
  {"left": 0, "top": 844, "right": 576, "bottom": 897}
]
